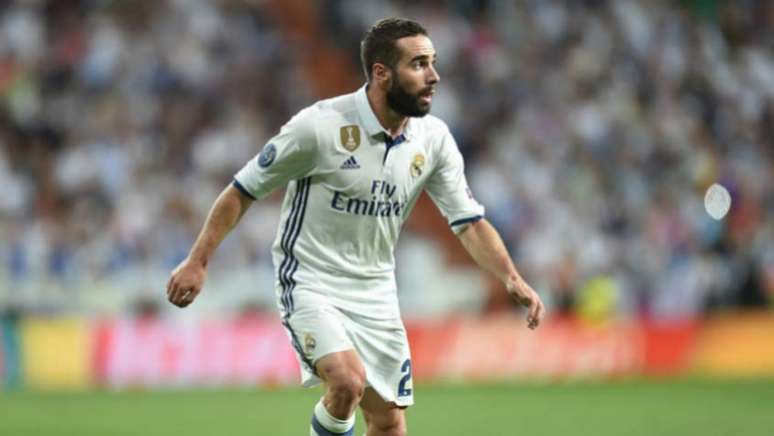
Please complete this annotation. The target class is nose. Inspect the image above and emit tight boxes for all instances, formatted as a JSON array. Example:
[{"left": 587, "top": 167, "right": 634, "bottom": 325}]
[{"left": 427, "top": 64, "right": 440, "bottom": 84}]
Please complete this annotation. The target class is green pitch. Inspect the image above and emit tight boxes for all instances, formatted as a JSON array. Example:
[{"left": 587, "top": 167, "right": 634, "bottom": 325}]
[{"left": 1, "top": 379, "right": 772, "bottom": 436}]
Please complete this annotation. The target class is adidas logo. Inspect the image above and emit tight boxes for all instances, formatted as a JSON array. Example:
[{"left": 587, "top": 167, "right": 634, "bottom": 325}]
[{"left": 340, "top": 156, "right": 360, "bottom": 170}]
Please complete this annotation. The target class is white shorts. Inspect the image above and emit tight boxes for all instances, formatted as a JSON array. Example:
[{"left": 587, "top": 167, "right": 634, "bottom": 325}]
[{"left": 280, "top": 289, "right": 414, "bottom": 407}]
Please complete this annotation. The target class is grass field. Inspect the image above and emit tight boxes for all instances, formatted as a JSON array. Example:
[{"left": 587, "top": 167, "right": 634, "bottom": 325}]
[{"left": 2, "top": 379, "right": 772, "bottom": 435}]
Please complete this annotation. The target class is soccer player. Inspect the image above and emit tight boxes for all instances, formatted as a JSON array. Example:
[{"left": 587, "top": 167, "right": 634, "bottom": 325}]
[{"left": 167, "top": 18, "right": 544, "bottom": 436}]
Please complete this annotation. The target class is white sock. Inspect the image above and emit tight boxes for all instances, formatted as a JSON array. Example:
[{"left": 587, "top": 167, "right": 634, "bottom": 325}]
[{"left": 310, "top": 398, "right": 355, "bottom": 435}]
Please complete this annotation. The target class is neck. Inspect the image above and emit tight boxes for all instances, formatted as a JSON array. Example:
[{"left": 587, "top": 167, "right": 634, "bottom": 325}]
[{"left": 366, "top": 84, "right": 408, "bottom": 138}]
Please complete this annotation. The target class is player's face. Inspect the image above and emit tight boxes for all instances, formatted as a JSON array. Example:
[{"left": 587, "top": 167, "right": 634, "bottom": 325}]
[{"left": 386, "top": 35, "right": 439, "bottom": 117}]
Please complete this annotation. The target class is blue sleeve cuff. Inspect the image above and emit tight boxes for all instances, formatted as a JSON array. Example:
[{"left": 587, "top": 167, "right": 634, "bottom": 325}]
[
  {"left": 450, "top": 215, "right": 483, "bottom": 228},
  {"left": 232, "top": 179, "right": 256, "bottom": 200}
]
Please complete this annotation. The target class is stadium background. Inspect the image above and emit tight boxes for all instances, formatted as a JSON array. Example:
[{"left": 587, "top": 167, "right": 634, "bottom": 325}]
[{"left": 1, "top": 0, "right": 773, "bottom": 435}]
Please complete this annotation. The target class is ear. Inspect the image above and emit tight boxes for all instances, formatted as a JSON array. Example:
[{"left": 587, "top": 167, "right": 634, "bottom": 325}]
[{"left": 372, "top": 62, "right": 392, "bottom": 88}]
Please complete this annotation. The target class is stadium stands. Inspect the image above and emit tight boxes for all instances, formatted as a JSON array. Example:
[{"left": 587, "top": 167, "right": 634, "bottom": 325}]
[{"left": 0, "top": 0, "right": 771, "bottom": 319}]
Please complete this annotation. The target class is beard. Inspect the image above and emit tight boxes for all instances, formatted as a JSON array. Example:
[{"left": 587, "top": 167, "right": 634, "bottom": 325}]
[{"left": 386, "top": 74, "right": 432, "bottom": 117}]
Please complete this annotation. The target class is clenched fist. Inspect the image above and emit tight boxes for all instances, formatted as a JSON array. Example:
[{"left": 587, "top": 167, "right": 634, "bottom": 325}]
[{"left": 167, "top": 258, "right": 207, "bottom": 308}]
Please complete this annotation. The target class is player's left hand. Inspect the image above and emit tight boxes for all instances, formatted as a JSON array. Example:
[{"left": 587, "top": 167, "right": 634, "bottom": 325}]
[{"left": 506, "top": 279, "right": 545, "bottom": 330}]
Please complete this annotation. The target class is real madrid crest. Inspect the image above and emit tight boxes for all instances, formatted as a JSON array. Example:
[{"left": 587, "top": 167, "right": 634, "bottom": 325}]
[
  {"left": 340, "top": 125, "right": 361, "bottom": 152},
  {"left": 303, "top": 333, "right": 317, "bottom": 356},
  {"left": 410, "top": 153, "right": 425, "bottom": 177}
]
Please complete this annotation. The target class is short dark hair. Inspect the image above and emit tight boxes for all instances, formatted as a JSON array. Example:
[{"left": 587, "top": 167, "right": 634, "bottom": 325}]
[{"left": 360, "top": 18, "right": 428, "bottom": 82}]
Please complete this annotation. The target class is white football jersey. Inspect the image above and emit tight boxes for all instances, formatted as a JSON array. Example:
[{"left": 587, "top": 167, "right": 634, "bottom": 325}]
[{"left": 234, "top": 85, "right": 484, "bottom": 318}]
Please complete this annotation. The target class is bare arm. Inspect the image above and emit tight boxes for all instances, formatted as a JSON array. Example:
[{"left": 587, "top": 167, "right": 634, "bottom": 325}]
[
  {"left": 166, "top": 184, "right": 253, "bottom": 308},
  {"left": 457, "top": 218, "right": 545, "bottom": 329}
]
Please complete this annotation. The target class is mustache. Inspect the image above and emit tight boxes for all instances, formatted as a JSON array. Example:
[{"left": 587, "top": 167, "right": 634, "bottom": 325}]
[{"left": 418, "top": 87, "right": 435, "bottom": 96}]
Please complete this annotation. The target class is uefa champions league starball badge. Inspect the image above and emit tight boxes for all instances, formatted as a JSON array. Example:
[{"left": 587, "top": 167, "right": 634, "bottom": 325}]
[{"left": 704, "top": 183, "right": 731, "bottom": 220}]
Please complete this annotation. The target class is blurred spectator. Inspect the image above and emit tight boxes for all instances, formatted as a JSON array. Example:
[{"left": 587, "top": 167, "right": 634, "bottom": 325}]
[{"left": 0, "top": 0, "right": 771, "bottom": 319}]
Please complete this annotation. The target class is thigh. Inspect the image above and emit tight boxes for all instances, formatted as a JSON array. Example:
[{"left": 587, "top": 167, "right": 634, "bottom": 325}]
[
  {"left": 342, "top": 313, "right": 414, "bottom": 407},
  {"left": 284, "top": 296, "right": 355, "bottom": 376},
  {"left": 315, "top": 349, "right": 366, "bottom": 385},
  {"left": 360, "top": 388, "right": 406, "bottom": 432}
]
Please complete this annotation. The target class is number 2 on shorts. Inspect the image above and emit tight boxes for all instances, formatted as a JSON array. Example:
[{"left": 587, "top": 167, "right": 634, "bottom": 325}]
[{"left": 398, "top": 358, "right": 412, "bottom": 397}]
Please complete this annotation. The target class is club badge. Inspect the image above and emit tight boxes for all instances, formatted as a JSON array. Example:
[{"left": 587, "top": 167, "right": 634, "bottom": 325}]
[{"left": 303, "top": 333, "right": 317, "bottom": 356}]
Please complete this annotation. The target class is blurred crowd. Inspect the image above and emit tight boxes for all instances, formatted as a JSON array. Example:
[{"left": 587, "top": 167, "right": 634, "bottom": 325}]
[{"left": 1, "top": 0, "right": 772, "bottom": 319}]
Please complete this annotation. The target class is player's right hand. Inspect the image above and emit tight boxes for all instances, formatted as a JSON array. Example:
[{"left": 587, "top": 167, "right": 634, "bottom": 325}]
[{"left": 166, "top": 258, "right": 207, "bottom": 308}]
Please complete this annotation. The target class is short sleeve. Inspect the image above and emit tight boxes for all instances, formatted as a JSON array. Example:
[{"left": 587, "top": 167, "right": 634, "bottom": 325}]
[
  {"left": 424, "top": 129, "right": 485, "bottom": 234},
  {"left": 233, "top": 108, "right": 319, "bottom": 200}
]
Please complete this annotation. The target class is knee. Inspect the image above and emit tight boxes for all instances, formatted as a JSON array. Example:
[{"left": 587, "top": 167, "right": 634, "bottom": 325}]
[{"left": 328, "top": 369, "right": 366, "bottom": 405}]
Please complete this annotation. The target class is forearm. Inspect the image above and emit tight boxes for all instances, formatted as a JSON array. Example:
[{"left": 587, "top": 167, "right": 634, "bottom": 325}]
[
  {"left": 458, "top": 218, "right": 544, "bottom": 326},
  {"left": 188, "top": 184, "right": 253, "bottom": 267},
  {"left": 457, "top": 219, "right": 524, "bottom": 285}
]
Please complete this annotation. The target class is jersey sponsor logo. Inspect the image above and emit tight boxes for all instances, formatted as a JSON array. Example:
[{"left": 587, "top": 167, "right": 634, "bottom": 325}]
[
  {"left": 330, "top": 179, "right": 405, "bottom": 217},
  {"left": 258, "top": 143, "right": 277, "bottom": 168},
  {"left": 340, "top": 125, "right": 361, "bottom": 152},
  {"left": 410, "top": 153, "right": 425, "bottom": 177},
  {"left": 340, "top": 156, "right": 360, "bottom": 170}
]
